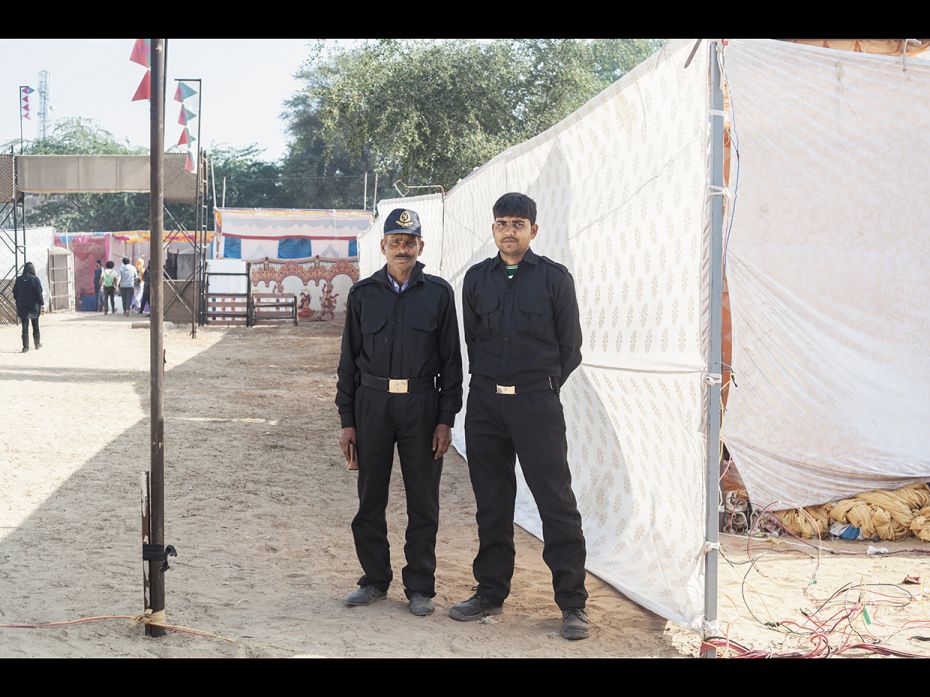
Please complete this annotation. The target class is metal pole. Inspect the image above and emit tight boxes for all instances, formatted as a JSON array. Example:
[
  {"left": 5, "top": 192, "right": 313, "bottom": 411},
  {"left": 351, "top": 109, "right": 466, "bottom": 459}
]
[
  {"left": 18, "top": 87, "right": 24, "bottom": 155},
  {"left": 701, "top": 40, "right": 725, "bottom": 659},
  {"left": 373, "top": 172, "right": 378, "bottom": 212},
  {"left": 147, "top": 37, "right": 167, "bottom": 639},
  {"left": 12, "top": 180, "right": 19, "bottom": 275},
  {"left": 363, "top": 171, "right": 368, "bottom": 211},
  {"left": 175, "top": 78, "right": 202, "bottom": 336}
]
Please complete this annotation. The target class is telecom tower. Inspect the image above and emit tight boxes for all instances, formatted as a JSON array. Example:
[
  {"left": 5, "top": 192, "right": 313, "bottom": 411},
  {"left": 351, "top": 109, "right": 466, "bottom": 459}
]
[{"left": 37, "top": 70, "right": 50, "bottom": 140}]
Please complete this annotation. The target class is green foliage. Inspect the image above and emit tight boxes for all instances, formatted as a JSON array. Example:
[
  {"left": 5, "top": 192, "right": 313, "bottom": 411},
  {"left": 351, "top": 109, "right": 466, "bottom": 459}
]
[
  {"left": 209, "top": 144, "right": 288, "bottom": 209},
  {"left": 283, "top": 39, "right": 666, "bottom": 199},
  {"left": 12, "top": 40, "right": 668, "bottom": 226}
]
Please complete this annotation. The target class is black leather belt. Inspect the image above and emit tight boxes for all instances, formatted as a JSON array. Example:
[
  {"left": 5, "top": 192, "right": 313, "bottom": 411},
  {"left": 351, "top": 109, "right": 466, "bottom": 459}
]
[
  {"left": 361, "top": 372, "right": 436, "bottom": 394},
  {"left": 470, "top": 375, "right": 558, "bottom": 396}
]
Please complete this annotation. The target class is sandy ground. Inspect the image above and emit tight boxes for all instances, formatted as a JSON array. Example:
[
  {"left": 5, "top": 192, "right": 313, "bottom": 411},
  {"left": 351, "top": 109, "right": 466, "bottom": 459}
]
[{"left": 1, "top": 312, "right": 928, "bottom": 658}]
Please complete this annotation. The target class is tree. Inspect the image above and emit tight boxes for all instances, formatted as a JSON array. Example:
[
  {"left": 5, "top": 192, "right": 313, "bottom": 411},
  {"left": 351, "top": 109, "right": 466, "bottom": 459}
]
[
  {"left": 283, "top": 39, "right": 665, "bottom": 201},
  {"left": 209, "top": 144, "right": 288, "bottom": 209}
]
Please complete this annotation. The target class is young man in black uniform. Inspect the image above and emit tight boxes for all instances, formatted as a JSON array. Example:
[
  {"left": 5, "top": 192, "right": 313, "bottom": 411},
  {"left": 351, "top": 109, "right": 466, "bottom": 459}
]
[
  {"left": 450, "top": 192, "right": 589, "bottom": 640},
  {"left": 336, "top": 208, "right": 463, "bottom": 617}
]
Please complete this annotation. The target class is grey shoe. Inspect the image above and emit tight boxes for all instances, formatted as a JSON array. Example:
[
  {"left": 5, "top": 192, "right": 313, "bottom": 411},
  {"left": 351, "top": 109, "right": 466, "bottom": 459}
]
[
  {"left": 408, "top": 593, "right": 434, "bottom": 616},
  {"left": 448, "top": 593, "right": 503, "bottom": 622},
  {"left": 561, "top": 608, "right": 589, "bottom": 640},
  {"left": 345, "top": 584, "right": 386, "bottom": 606}
]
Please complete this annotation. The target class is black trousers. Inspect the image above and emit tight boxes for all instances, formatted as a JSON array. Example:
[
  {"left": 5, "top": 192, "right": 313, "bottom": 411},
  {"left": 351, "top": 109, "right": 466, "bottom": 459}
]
[
  {"left": 120, "top": 287, "right": 134, "bottom": 313},
  {"left": 352, "top": 385, "right": 442, "bottom": 599},
  {"left": 464, "top": 386, "right": 588, "bottom": 611},
  {"left": 103, "top": 286, "right": 116, "bottom": 313},
  {"left": 20, "top": 315, "right": 39, "bottom": 348}
]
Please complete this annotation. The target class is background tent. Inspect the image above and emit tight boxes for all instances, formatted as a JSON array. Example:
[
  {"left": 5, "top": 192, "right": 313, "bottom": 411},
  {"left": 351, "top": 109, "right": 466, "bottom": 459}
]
[
  {"left": 216, "top": 208, "right": 370, "bottom": 317},
  {"left": 721, "top": 39, "right": 930, "bottom": 510}
]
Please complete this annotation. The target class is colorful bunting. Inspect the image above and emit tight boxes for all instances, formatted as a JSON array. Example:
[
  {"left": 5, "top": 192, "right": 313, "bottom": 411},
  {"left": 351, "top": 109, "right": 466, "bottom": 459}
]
[
  {"left": 20, "top": 86, "right": 35, "bottom": 95},
  {"left": 178, "top": 106, "right": 196, "bottom": 125},
  {"left": 130, "top": 39, "right": 151, "bottom": 68},
  {"left": 174, "top": 81, "right": 197, "bottom": 102},
  {"left": 177, "top": 128, "right": 190, "bottom": 146},
  {"left": 184, "top": 151, "right": 194, "bottom": 173},
  {"left": 132, "top": 71, "right": 151, "bottom": 101}
]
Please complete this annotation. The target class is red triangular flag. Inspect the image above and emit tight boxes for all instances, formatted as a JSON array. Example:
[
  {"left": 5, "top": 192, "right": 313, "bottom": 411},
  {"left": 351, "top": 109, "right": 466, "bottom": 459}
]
[
  {"left": 184, "top": 151, "right": 194, "bottom": 173},
  {"left": 132, "top": 71, "right": 151, "bottom": 101},
  {"left": 177, "top": 128, "right": 189, "bottom": 146},
  {"left": 22, "top": 103, "right": 29, "bottom": 112},
  {"left": 22, "top": 112, "right": 30, "bottom": 120},
  {"left": 174, "top": 84, "right": 183, "bottom": 103},
  {"left": 130, "top": 39, "right": 150, "bottom": 68},
  {"left": 178, "top": 106, "right": 188, "bottom": 125}
]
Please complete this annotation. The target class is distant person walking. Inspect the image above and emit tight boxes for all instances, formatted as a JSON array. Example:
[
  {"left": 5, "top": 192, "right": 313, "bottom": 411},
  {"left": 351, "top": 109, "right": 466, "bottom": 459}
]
[
  {"left": 12, "top": 262, "right": 44, "bottom": 353},
  {"left": 118, "top": 257, "right": 138, "bottom": 316},
  {"left": 138, "top": 261, "right": 151, "bottom": 315},
  {"left": 131, "top": 258, "right": 145, "bottom": 312},
  {"left": 101, "top": 260, "right": 119, "bottom": 314},
  {"left": 93, "top": 259, "right": 104, "bottom": 312}
]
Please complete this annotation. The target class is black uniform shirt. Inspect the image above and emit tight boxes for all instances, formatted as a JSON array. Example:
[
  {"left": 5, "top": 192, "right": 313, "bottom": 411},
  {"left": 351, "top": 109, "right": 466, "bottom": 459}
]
[
  {"left": 336, "top": 262, "right": 463, "bottom": 428},
  {"left": 462, "top": 247, "right": 582, "bottom": 386}
]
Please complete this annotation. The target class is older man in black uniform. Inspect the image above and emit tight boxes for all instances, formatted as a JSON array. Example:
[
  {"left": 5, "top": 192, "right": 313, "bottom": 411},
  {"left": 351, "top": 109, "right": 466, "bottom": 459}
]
[
  {"left": 336, "top": 208, "right": 463, "bottom": 617},
  {"left": 449, "top": 192, "right": 589, "bottom": 640}
]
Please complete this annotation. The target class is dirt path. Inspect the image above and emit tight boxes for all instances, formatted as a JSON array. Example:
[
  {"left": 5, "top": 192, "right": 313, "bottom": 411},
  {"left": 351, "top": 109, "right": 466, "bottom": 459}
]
[{"left": 0, "top": 313, "right": 679, "bottom": 657}]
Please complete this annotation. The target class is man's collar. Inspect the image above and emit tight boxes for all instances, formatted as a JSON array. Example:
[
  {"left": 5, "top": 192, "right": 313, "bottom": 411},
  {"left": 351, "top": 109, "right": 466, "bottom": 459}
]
[
  {"left": 493, "top": 247, "right": 537, "bottom": 268},
  {"left": 376, "top": 261, "right": 426, "bottom": 287}
]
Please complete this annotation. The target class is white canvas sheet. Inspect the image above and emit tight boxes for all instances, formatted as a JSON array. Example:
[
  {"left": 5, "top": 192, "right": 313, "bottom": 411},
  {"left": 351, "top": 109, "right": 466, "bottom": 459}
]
[
  {"left": 0, "top": 226, "right": 56, "bottom": 307},
  {"left": 216, "top": 208, "right": 371, "bottom": 241},
  {"left": 723, "top": 40, "right": 930, "bottom": 510},
  {"left": 359, "top": 40, "right": 711, "bottom": 627}
]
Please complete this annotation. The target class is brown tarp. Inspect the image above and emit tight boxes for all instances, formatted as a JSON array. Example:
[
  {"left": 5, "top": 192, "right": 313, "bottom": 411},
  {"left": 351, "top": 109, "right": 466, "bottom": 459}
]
[
  {"left": 13, "top": 154, "right": 197, "bottom": 203},
  {"left": 783, "top": 39, "right": 930, "bottom": 56}
]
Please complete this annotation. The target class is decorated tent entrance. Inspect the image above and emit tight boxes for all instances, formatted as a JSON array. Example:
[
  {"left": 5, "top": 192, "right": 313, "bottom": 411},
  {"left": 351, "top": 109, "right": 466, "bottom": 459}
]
[{"left": 215, "top": 207, "right": 370, "bottom": 320}]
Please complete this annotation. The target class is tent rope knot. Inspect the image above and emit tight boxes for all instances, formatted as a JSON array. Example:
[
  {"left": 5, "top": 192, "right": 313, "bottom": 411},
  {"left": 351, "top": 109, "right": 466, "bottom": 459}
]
[
  {"left": 131, "top": 608, "right": 167, "bottom": 626},
  {"left": 707, "top": 184, "right": 731, "bottom": 201},
  {"left": 703, "top": 372, "right": 722, "bottom": 386}
]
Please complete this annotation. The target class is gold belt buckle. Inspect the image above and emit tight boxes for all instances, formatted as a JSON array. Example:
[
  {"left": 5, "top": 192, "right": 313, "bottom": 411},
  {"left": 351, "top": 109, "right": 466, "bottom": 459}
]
[
  {"left": 496, "top": 384, "right": 516, "bottom": 395},
  {"left": 389, "top": 379, "right": 409, "bottom": 394}
]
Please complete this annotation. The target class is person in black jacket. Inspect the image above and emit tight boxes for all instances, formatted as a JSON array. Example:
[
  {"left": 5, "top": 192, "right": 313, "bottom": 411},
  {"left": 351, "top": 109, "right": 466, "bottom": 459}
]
[
  {"left": 12, "top": 261, "right": 44, "bottom": 353},
  {"left": 335, "top": 208, "right": 463, "bottom": 617},
  {"left": 449, "top": 192, "right": 589, "bottom": 640}
]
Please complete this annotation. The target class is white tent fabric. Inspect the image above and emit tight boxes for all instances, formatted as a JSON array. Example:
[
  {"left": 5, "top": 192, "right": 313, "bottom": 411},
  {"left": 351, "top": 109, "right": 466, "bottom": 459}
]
[
  {"left": 723, "top": 40, "right": 930, "bottom": 510},
  {"left": 0, "top": 226, "right": 56, "bottom": 307},
  {"left": 216, "top": 208, "right": 370, "bottom": 260},
  {"left": 358, "top": 40, "right": 711, "bottom": 628}
]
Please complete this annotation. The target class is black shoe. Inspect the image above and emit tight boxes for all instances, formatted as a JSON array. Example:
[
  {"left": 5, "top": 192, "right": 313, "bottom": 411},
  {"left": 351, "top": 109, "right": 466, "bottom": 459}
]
[
  {"left": 561, "top": 608, "right": 589, "bottom": 640},
  {"left": 448, "top": 593, "right": 503, "bottom": 622},
  {"left": 34, "top": 338, "right": 41, "bottom": 349},
  {"left": 345, "top": 585, "right": 387, "bottom": 606},
  {"left": 21, "top": 346, "right": 28, "bottom": 353},
  {"left": 408, "top": 593, "right": 434, "bottom": 616}
]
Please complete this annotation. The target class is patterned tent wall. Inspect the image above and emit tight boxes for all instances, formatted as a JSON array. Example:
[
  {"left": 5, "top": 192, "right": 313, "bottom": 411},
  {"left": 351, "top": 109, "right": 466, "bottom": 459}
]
[{"left": 358, "top": 40, "right": 712, "bottom": 628}]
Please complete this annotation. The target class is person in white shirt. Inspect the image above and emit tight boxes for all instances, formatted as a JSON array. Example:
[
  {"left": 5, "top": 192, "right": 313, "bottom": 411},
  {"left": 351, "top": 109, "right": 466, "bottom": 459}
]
[{"left": 117, "top": 257, "right": 139, "bottom": 317}]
